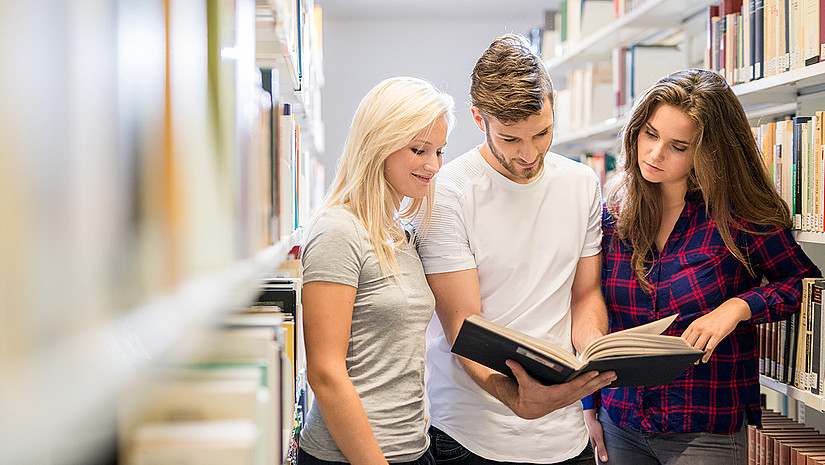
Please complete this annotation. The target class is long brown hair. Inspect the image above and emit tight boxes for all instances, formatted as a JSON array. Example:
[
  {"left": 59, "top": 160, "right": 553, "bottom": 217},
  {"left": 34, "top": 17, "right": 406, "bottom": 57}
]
[{"left": 605, "top": 68, "right": 791, "bottom": 292}]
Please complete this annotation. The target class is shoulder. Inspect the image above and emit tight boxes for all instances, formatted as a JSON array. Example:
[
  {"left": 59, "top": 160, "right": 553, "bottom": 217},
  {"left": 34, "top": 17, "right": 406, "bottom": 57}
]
[
  {"left": 305, "top": 206, "right": 366, "bottom": 249},
  {"left": 436, "top": 148, "right": 487, "bottom": 194}
]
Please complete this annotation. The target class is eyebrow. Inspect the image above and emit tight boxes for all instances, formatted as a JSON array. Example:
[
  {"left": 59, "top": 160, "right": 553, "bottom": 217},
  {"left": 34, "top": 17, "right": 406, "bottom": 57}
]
[
  {"left": 499, "top": 124, "right": 552, "bottom": 139},
  {"left": 645, "top": 122, "right": 691, "bottom": 145}
]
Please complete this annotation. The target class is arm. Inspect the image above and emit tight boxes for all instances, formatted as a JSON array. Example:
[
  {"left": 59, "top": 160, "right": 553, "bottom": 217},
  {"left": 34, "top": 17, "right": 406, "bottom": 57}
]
[
  {"left": 682, "top": 228, "right": 820, "bottom": 362},
  {"left": 302, "top": 281, "right": 388, "bottom": 465},
  {"left": 570, "top": 254, "right": 609, "bottom": 353},
  {"left": 426, "top": 269, "right": 616, "bottom": 420},
  {"left": 570, "top": 254, "right": 610, "bottom": 461}
]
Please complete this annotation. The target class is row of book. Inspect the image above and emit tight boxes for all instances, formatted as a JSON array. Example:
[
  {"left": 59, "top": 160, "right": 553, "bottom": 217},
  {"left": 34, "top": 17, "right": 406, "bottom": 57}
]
[
  {"left": 759, "top": 278, "right": 825, "bottom": 397},
  {"left": 535, "top": 0, "right": 649, "bottom": 62},
  {"left": 753, "top": 111, "right": 825, "bottom": 232},
  {"left": 708, "top": 0, "right": 825, "bottom": 87},
  {"left": 750, "top": 410, "right": 825, "bottom": 465},
  {"left": 118, "top": 278, "right": 304, "bottom": 465}
]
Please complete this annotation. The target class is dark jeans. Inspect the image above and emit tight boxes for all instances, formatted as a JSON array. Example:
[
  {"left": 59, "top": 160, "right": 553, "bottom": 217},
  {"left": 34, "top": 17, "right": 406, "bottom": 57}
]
[
  {"left": 428, "top": 426, "right": 595, "bottom": 465},
  {"left": 297, "top": 447, "right": 435, "bottom": 465}
]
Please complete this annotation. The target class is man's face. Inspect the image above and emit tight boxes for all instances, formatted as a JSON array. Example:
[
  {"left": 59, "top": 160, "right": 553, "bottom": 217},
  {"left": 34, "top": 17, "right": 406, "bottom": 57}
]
[{"left": 474, "top": 99, "right": 554, "bottom": 184}]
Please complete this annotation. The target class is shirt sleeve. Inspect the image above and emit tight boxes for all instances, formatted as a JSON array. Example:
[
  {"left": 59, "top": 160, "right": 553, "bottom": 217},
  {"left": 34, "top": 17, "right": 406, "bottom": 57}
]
[
  {"left": 736, "top": 226, "right": 821, "bottom": 324},
  {"left": 415, "top": 179, "right": 477, "bottom": 275},
  {"left": 581, "top": 170, "right": 603, "bottom": 258},
  {"left": 301, "top": 210, "right": 363, "bottom": 288}
]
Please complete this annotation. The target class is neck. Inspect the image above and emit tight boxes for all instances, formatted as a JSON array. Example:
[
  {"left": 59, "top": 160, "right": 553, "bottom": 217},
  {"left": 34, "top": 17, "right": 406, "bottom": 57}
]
[{"left": 660, "top": 183, "right": 688, "bottom": 211}]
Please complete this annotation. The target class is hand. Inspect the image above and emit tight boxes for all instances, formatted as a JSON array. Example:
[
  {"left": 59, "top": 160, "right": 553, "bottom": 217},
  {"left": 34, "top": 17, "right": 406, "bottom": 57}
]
[
  {"left": 681, "top": 298, "right": 751, "bottom": 364},
  {"left": 584, "top": 408, "right": 608, "bottom": 463},
  {"left": 504, "top": 360, "right": 616, "bottom": 420}
]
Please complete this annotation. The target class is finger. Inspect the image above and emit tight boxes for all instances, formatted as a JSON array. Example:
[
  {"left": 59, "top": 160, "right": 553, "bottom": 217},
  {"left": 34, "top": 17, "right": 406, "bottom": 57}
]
[
  {"left": 505, "top": 360, "right": 534, "bottom": 386},
  {"left": 579, "top": 370, "right": 616, "bottom": 393},
  {"left": 592, "top": 432, "right": 608, "bottom": 462},
  {"left": 681, "top": 326, "right": 697, "bottom": 345},
  {"left": 702, "top": 337, "right": 719, "bottom": 363}
]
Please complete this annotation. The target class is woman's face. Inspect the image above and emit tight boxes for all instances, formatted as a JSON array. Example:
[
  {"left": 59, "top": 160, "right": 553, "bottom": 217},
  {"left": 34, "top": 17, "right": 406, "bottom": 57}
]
[
  {"left": 384, "top": 115, "right": 448, "bottom": 207},
  {"left": 637, "top": 103, "right": 697, "bottom": 192}
]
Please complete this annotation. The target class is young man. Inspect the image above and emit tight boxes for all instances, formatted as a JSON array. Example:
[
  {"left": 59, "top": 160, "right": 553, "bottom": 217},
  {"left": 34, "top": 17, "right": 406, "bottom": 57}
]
[{"left": 417, "top": 34, "right": 616, "bottom": 465}]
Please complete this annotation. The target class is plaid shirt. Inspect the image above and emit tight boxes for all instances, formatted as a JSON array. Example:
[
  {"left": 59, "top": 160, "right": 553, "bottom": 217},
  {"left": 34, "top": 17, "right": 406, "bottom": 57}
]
[{"left": 600, "top": 193, "right": 820, "bottom": 434}]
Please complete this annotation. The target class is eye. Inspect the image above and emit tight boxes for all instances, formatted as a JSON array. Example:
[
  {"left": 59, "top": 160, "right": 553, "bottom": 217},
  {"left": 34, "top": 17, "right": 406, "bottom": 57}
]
[
  {"left": 436, "top": 150, "right": 444, "bottom": 157},
  {"left": 502, "top": 137, "right": 517, "bottom": 143},
  {"left": 535, "top": 129, "right": 549, "bottom": 137},
  {"left": 672, "top": 145, "right": 687, "bottom": 153},
  {"left": 410, "top": 148, "right": 425, "bottom": 155},
  {"left": 644, "top": 130, "right": 657, "bottom": 139}
]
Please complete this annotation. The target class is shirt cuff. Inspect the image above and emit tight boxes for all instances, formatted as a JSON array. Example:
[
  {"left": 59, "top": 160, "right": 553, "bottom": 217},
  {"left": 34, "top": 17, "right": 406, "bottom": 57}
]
[
  {"left": 739, "top": 291, "right": 769, "bottom": 323},
  {"left": 581, "top": 394, "right": 596, "bottom": 410}
]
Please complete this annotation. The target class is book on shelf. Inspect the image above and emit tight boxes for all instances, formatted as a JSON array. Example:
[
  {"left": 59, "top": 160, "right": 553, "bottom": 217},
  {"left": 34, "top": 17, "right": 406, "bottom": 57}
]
[{"left": 451, "top": 314, "right": 704, "bottom": 388}]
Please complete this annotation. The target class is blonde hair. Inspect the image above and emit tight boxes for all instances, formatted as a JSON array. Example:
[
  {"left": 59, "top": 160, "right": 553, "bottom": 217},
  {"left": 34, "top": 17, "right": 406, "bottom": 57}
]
[
  {"left": 470, "top": 33, "right": 554, "bottom": 123},
  {"left": 606, "top": 68, "right": 790, "bottom": 292},
  {"left": 316, "top": 76, "right": 454, "bottom": 275}
]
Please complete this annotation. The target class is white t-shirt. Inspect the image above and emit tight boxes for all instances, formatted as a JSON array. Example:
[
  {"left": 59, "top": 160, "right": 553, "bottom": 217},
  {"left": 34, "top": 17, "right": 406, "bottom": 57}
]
[{"left": 417, "top": 147, "right": 602, "bottom": 463}]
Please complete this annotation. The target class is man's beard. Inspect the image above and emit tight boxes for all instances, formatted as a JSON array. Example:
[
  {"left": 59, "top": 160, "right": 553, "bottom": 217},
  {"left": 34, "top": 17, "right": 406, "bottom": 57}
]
[{"left": 485, "top": 131, "right": 545, "bottom": 181}]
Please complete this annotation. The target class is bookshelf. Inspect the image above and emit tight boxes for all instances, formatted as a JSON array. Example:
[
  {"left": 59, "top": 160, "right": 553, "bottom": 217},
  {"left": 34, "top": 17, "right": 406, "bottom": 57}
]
[
  {"left": 545, "top": 0, "right": 716, "bottom": 84},
  {"left": 0, "top": 0, "right": 322, "bottom": 463},
  {"left": 761, "top": 375, "right": 825, "bottom": 413}
]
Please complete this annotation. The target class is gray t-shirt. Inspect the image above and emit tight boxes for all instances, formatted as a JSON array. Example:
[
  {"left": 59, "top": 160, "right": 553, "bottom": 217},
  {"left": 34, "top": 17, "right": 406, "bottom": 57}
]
[{"left": 299, "top": 205, "right": 434, "bottom": 462}]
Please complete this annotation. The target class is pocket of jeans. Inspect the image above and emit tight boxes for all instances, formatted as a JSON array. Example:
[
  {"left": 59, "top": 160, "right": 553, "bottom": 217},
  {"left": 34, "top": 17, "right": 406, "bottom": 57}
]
[{"left": 430, "top": 430, "right": 471, "bottom": 463}]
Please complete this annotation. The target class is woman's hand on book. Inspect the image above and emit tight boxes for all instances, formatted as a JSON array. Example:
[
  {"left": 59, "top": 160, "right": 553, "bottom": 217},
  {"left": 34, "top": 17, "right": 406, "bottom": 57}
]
[
  {"left": 681, "top": 297, "right": 752, "bottom": 363},
  {"left": 503, "top": 360, "right": 616, "bottom": 420}
]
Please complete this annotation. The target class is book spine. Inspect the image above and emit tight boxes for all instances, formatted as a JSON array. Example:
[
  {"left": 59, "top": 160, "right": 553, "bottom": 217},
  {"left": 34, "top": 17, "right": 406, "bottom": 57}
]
[{"left": 755, "top": 0, "right": 764, "bottom": 79}]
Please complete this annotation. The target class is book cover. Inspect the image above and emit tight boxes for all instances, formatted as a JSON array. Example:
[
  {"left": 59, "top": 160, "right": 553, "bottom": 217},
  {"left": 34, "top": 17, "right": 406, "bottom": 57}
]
[{"left": 451, "top": 314, "right": 704, "bottom": 388}]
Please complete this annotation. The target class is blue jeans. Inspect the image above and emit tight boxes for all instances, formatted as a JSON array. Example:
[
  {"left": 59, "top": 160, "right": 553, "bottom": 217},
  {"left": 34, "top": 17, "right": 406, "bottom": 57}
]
[
  {"left": 597, "top": 406, "right": 747, "bottom": 465},
  {"left": 427, "top": 426, "right": 595, "bottom": 465},
  {"left": 297, "top": 447, "right": 435, "bottom": 465}
]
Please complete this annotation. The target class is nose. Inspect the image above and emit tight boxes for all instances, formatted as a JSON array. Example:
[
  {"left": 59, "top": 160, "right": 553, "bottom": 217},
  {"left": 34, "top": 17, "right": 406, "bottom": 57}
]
[
  {"left": 649, "top": 141, "right": 666, "bottom": 161},
  {"left": 423, "top": 151, "right": 441, "bottom": 173},
  {"left": 520, "top": 140, "right": 542, "bottom": 163}
]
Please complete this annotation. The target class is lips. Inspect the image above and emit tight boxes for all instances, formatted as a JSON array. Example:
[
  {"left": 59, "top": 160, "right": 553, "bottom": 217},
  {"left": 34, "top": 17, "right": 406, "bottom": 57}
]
[
  {"left": 644, "top": 162, "right": 662, "bottom": 172},
  {"left": 412, "top": 173, "right": 432, "bottom": 183}
]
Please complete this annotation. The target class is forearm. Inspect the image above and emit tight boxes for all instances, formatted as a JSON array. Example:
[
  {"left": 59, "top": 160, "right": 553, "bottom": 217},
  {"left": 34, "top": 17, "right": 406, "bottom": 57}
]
[
  {"left": 570, "top": 254, "right": 609, "bottom": 353},
  {"left": 571, "top": 295, "right": 608, "bottom": 354},
  {"left": 457, "top": 356, "right": 519, "bottom": 409},
  {"left": 309, "top": 373, "right": 388, "bottom": 465}
]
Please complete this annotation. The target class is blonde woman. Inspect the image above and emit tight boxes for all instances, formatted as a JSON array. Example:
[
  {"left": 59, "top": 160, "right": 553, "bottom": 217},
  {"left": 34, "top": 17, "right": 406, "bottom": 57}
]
[{"left": 298, "top": 77, "right": 454, "bottom": 465}]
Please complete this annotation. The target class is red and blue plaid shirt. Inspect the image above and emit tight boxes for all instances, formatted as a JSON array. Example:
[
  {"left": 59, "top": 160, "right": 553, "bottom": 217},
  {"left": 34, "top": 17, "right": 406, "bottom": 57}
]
[{"left": 600, "top": 193, "right": 820, "bottom": 434}]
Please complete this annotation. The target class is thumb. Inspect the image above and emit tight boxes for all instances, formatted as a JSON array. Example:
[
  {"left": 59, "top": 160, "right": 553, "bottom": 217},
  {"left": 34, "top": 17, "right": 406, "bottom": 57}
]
[{"left": 505, "top": 360, "right": 533, "bottom": 385}]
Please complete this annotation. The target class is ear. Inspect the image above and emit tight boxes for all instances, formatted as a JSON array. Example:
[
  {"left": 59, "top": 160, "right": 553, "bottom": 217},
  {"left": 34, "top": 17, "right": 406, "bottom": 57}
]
[{"left": 470, "top": 106, "right": 486, "bottom": 133}]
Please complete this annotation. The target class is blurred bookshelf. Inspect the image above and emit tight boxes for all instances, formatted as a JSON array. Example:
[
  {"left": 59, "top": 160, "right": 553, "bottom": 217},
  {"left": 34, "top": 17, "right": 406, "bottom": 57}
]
[{"left": 0, "top": 0, "right": 322, "bottom": 463}]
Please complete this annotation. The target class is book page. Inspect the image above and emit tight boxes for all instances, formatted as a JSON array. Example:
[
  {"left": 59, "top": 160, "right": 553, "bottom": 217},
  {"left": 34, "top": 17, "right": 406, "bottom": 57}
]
[
  {"left": 580, "top": 314, "right": 701, "bottom": 362},
  {"left": 607, "top": 314, "right": 678, "bottom": 336}
]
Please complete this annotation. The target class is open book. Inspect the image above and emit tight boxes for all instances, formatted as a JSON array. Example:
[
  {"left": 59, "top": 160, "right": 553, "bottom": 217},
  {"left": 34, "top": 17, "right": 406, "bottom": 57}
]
[{"left": 451, "top": 314, "right": 704, "bottom": 388}]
